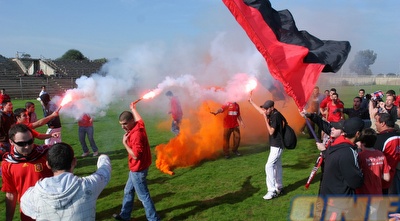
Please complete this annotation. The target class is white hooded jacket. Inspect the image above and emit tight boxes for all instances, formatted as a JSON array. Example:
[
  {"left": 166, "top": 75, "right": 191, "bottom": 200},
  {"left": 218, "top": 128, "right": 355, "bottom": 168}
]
[{"left": 20, "top": 155, "right": 111, "bottom": 221}]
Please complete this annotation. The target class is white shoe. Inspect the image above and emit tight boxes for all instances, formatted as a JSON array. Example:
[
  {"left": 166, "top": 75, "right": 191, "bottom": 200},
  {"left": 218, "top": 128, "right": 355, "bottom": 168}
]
[
  {"left": 93, "top": 151, "right": 99, "bottom": 157},
  {"left": 263, "top": 191, "right": 277, "bottom": 200},
  {"left": 81, "top": 152, "right": 89, "bottom": 157}
]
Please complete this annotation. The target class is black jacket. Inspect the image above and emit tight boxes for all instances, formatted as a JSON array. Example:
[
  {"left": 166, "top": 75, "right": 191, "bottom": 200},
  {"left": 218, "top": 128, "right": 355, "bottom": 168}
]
[{"left": 320, "top": 136, "right": 363, "bottom": 195}]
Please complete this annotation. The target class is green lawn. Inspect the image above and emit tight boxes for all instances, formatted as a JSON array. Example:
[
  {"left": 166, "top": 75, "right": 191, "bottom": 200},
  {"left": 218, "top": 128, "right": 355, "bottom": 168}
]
[{"left": 0, "top": 85, "right": 392, "bottom": 220}]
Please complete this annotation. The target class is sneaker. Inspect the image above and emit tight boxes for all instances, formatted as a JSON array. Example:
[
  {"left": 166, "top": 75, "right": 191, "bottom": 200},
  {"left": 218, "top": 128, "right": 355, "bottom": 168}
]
[
  {"left": 93, "top": 151, "right": 99, "bottom": 157},
  {"left": 263, "top": 191, "right": 277, "bottom": 200},
  {"left": 112, "top": 214, "right": 128, "bottom": 221},
  {"left": 81, "top": 152, "right": 89, "bottom": 157},
  {"left": 224, "top": 155, "right": 230, "bottom": 159},
  {"left": 276, "top": 188, "right": 284, "bottom": 196},
  {"left": 233, "top": 151, "right": 242, "bottom": 156}
]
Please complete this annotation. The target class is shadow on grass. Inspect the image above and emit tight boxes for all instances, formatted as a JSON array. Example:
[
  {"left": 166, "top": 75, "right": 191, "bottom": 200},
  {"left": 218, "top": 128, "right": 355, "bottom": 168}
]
[
  {"left": 283, "top": 172, "right": 322, "bottom": 196},
  {"left": 96, "top": 192, "right": 175, "bottom": 220},
  {"left": 155, "top": 176, "right": 259, "bottom": 220}
]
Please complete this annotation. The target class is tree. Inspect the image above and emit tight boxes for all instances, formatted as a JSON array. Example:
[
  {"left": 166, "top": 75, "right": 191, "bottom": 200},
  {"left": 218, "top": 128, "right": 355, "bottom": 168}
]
[
  {"left": 21, "top": 53, "right": 31, "bottom": 58},
  {"left": 349, "top": 49, "right": 377, "bottom": 75},
  {"left": 57, "top": 49, "right": 88, "bottom": 61}
]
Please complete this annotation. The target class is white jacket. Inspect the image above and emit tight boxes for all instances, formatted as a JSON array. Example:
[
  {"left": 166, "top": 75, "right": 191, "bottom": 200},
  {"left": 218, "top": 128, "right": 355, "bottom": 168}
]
[{"left": 20, "top": 155, "right": 112, "bottom": 221}]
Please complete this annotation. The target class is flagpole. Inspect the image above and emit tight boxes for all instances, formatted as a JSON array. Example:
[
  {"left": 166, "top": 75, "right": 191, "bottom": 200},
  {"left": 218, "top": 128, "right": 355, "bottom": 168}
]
[{"left": 304, "top": 117, "right": 320, "bottom": 143}]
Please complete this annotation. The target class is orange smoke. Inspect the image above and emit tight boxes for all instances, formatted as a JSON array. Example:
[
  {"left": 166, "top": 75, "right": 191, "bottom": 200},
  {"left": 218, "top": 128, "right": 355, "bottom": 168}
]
[
  {"left": 156, "top": 102, "right": 223, "bottom": 175},
  {"left": 155, "top": 86, "right": 307, "bottom": 175}
]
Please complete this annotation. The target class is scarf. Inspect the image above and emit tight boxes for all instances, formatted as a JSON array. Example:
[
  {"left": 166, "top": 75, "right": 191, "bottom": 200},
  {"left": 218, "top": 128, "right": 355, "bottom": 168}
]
[{"left": 4, "top": 144, "right": 49, "bottom": 163}]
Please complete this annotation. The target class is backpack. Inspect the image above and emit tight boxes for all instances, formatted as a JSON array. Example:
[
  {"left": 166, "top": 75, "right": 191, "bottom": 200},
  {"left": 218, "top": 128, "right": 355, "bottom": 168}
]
[
  {"left": 276, "top": 111, "right": 297, "bottom": 149},
  {"left": 282, "top": 125, "right": 297, "bottom": 149}
]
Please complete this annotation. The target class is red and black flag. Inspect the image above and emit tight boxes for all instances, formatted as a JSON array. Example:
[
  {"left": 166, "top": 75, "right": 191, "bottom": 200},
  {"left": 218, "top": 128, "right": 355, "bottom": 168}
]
[{"left": 223, "top": 0, "right": 351, "bottom": 109}]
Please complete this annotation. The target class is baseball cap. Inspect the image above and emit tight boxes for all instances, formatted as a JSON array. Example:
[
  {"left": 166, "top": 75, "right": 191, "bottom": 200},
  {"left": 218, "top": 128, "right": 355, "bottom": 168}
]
[
  {"left": 330, "top": 120, "right": 345, "bottom": 130},
  {"left": 260, "top": 100, "right": 274, "bottom": 109},
  {"left": 343, "top": 117, "right": 365, "bottom": 137}
]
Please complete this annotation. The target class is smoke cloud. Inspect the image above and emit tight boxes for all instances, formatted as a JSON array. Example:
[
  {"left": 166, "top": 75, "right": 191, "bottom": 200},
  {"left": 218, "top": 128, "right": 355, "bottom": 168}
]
[{"left": 54, "top": 31, "right": 305, "bottom": 175}]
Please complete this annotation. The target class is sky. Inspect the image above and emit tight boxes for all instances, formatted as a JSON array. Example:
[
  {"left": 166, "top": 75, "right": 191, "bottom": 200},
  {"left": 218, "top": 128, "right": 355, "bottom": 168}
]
[{"left": 1, "top": 0, "right": 400, "bottom": 75}]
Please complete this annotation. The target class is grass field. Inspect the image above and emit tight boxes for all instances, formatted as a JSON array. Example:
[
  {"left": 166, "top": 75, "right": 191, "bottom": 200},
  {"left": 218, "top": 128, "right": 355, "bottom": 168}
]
[{"left": 0, "top": 85, "right": 392, "bottom": 220}]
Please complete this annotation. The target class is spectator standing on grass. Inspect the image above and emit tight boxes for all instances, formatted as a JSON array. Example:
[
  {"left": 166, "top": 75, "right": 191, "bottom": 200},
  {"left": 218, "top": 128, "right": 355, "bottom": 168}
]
[
  {"left": 249, "top": 98, "right": 285, "bottom": 200},
  {"left": 320, "top": 117, "right": 364, "bottom": 195},
  {"left": 379, "top": 94, "right": 398, "bottom": 123},
  {"left": 165, "top": 91, "right": 183, "bottom": 136},
  {"left": 39, "top": 93, "right": 62, "bottom": 145},
  {"left": 20, "top": 142, "right": 111, "bottom": 220},
  {"left": 0, "top": 100, "right": 15, "bottom": 153},
  {"left": 325, "top": 92, "right": 344, "bottom": 123},
  {"left": 1, "top": 124, "right": 53, "bottom": 221},
  {"left": 343, "top": 96, "right": 370, "bottom": 127},
  {"left": 38, "top": 85, "right": 48, "bottom": 98},
  {"left": 356, "top": 128, "right": 390, "bottom": 195},
  {"left": 0, "top": 88, "right": 11, "bottom": 109},
  {"left": 372, "top": 113, "right": 400, "bottom": 194},
  {"left": 113, "top": 101, "right": 159, "bottom": 221},
  {"left": 37, "top": 85, "right": 48, "bottom": 115},
  {"left": 210, "top": 101, "right": 244, "bottom": 158},
  {"left": 25, "top": 102, "right": 37, "bottom": 123},
  {"left": 319, "top": 88, "right": 337, "bottom": 120},
  {"left": 359, "top": 89, "right": 369, "bottom": 109},
  {"left": 302, "top": 86, "right": 325, "bottom": 139},
  {"left": 301, "top": 111, "right": 345, "bottom": 220},
  {"left": 79, "top": 114, "right": 99, "bottom": 157}
]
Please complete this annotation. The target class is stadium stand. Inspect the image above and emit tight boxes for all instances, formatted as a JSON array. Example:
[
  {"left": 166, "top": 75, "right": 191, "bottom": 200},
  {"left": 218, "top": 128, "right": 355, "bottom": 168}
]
[{"left": 0, "top": 55, "right": 105, "bottom": 99}]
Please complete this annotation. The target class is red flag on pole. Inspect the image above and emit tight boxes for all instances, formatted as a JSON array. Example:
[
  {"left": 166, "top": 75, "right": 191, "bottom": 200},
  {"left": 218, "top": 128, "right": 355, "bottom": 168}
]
[{"left": 222, "top": 0, "right": 350, "bottom": 109}]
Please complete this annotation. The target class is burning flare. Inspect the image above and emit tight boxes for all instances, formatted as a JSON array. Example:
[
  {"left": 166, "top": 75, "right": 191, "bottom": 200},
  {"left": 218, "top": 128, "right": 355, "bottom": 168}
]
[
  {"left": 142, "top": 90, "right": 157, "bottom": 99},
  {"left": 60, "top": 93, "right": 73, "bottom": 107},
  {"left": 132, "top": 89, "right": 162, "bottom": 104},
  {"left": 245, "top": 78, "right": 258, "bottom": 93}
]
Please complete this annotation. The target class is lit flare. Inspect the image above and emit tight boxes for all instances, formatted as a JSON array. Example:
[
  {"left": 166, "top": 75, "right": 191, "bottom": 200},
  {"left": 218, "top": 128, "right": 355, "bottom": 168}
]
[
  {"left": 245, "top": 78, "right": 257, "bottom": 94},
  {"left": 132, "top": 89, "right": 161, "bottom": 104},
  {"left": 57, "top": 93, "right": 73, "bottom": 112}
]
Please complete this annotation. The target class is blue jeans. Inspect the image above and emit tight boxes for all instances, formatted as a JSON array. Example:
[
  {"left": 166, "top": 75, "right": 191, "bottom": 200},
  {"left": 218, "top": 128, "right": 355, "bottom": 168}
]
[
  {"left": 78, "top": 126, "right": 98, "bottom": 153},
  {"left": 171, "top": 119, "right": 181, "bottom": 136},
  {"left": 119, "top": 169, "right": 159, "bottom": 221}
]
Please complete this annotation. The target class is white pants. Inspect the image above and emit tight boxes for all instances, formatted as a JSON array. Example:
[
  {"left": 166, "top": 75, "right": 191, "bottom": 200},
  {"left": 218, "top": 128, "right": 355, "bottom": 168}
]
[
  {"left": 45, "top": 127, "right": 62, "bottom": 145},
  {"left": 265, "top": 146, "right": 283, "bottom": 192}
]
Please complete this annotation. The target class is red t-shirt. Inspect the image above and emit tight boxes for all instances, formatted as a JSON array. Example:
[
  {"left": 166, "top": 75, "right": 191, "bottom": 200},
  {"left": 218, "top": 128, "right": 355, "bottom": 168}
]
[
  {"left": 326, "top": 101, "right": 344, "bottom": 123},
  {"left": 381, "top": 136, "right": 400, "bottom": 189},
  {"left": 78, "top": 114, "right": 93, "bottom": 127},
  {"left": 1, "top": 145, "right": 53, "bottom": 202},
  {"left": 126, "top": 120, "right": 152, "bottom": 172},
  {"left": 221, "top": 102, "right": 240, "bottom": 128},
  {"left": 169, "top": 96, "right": 183, "bottom": 121},
  {"left": 356, "top": 149, "right": 390, "bottom": 194},
  {"left": 319, "top": 96, "right": 331, "bottom": 110}
]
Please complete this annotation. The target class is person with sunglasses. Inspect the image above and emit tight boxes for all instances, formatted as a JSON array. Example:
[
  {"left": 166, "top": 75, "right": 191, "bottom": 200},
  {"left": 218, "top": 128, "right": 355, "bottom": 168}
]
[{"left": 1, "top": 124, "right": 53, "bottom": 221}]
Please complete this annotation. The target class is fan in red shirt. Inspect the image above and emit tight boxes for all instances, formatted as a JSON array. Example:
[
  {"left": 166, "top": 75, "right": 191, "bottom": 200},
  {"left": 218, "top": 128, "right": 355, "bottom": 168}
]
[
  {"left": 356, "top": 128, "right": 390, "bottom": 195},
  {"left": 0, "top": 88, "right": 11, "bottom": 109},
  {"left": 1, "top": 124, "right": 53, "bottom": 221},
  {"left": 326, "top": 93, "right": 344, "bottom": 123},
  {"left": 211, "top": 101, "right": 245, "bottom": 159},
  {"left": 112, "top": 102, "right": 159, "bottom": 221}
]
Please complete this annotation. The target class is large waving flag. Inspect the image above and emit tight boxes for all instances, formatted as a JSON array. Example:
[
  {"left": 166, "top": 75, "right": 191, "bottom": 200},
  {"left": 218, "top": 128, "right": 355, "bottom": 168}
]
[{"left": 223, "top": 0, "right": 351, "bottom": 109}]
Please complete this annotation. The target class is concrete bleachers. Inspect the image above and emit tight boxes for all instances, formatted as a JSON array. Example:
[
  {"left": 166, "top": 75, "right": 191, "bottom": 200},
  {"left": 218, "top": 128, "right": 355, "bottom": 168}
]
[
  {"left": 0, "top": 56, "right": 80, "bottom": 99},
  {"left": 51, "top": 60, "right": 104, "bottom": 77}
]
